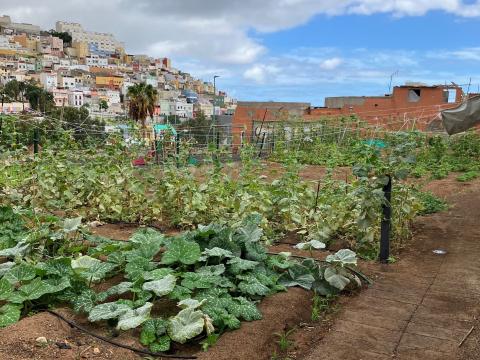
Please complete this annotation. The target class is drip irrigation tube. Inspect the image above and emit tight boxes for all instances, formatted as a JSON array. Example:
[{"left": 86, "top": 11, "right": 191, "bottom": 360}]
[{"left": 46, "top": 310, "right": 197, "bottom": 359}]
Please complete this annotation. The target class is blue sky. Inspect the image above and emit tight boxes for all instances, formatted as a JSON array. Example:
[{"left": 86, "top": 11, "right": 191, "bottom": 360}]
[
  {"left": 8, "top": 1, "right": 480, "bottom": 106},
  {"left": 217, "top": 12, "right": 480, "bottom": 106}
]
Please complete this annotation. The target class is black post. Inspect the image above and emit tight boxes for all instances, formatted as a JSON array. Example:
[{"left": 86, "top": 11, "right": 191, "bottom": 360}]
[
  {"left": 257, "top": 132, "right": 266, "bottom": 158},
  {"left": 216, "top": 127, "right": 220, "bottom": 150},
  {"left": 313, "top": 180, "right": 321, "bottom": 212},
  {"left": 33, "top": 128, "right": 40, "bottom": 154},
  {"left": 379, "top": 175, "right": 392, "bottom": 263}
]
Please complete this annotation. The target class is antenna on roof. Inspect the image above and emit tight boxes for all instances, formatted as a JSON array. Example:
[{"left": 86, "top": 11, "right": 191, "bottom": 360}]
[{"left": 388, "top": 70, "right": 398, "bottom": 94}]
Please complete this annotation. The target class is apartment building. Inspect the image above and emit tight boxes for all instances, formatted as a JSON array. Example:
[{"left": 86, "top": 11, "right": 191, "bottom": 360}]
[{"left": 56, "top": 21, "right": 123, "bottom": 54}]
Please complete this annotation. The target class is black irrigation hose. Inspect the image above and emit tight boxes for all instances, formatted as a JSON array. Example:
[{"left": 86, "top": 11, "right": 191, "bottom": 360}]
[{"left": 45, "top": 310, "right": 197, "bottom": 359}]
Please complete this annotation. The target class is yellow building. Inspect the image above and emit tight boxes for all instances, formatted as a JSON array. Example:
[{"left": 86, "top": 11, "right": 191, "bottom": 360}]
[
  {"left": 95, "top": 75, "right": 124, "bottom": 89},
  {"left": 13, "top": 34, "right": 37, "bottom": 52},
  {"left": 72, "top": 41, "right": 89, "bottom": 59}
]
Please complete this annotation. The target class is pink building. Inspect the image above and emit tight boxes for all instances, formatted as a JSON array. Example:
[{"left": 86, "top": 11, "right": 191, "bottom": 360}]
[
  {"left": 49, "top": 36, "right": 63, "bottom": 57},
  {"left": 52, "top": 88, "right": 69, "bottom": 107}
]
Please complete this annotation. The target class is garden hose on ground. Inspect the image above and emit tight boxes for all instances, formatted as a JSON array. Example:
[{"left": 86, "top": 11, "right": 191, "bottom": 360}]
[{"left": 46, "top": 310, "right": 197, "bottom": 359}]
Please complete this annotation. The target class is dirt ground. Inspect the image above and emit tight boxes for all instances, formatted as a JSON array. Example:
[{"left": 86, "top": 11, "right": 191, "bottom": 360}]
[{"left": 1, "top": 166, "right": 479, "bottom": 360}]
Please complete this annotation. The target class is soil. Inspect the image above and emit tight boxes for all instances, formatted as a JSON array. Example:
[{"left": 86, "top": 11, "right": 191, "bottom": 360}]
[{"left": 1, "top": 167, "right": 479, "bottom": 360}]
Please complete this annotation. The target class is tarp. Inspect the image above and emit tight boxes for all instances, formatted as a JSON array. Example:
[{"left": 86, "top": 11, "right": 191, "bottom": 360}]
[
  {"left": 153, "top": 124, "right": 177, "bottom": 136},
  {"left": 441, "top": 95, "right": 480, "bottom": 135}
]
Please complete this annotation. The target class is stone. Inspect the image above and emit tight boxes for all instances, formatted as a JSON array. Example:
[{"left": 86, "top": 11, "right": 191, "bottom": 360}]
[{"left": 35, "top": 336, "right": 48, "bottom": 347}]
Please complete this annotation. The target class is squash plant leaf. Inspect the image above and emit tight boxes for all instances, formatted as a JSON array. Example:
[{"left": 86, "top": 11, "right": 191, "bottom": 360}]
[
  {"left": 72, "top": 289, "right": 98, "bottom": 313},
  {"left": 88, "top": 301, "right": 132, "bottom": 322},
  {"left": 72, "top": 255, "right": 116, "bottom": 283},
  {"left": 3, "top": 263, "right": 36, "bottom": 285},
  {"left": 167, "top": 307, "right": 205, "bottom": 344},
  {"left": 326, "top": 249, "right": 357, "bottom": 266},
  {"left": 324, "top": 267, "right": 350, "bottom": 290},
  {"left": 116, "top": 302, "right": 153, "bottom": 330},
  {"left": 161, "top": 238, "right": 201, "bottom": 265},
  {"left": 0, "top": 304, "right": 21, "bottom": 328},
  {"left": 150, "top": 335, "right": 171, "bottom": 352},
  {"left": 0, "top": 278, "right": 14, "bottom": 301},
  {"left": 142, "top": 275, "right": 176, "bottom": 297},
  {"left": 62, "top": 217, "right": 82, "bottom": 233}
]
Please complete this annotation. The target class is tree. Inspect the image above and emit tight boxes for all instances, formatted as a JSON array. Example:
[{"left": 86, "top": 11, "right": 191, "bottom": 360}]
[
  {"left": 49, "top": 30, "right": 72, "bottom": 45},
  {"left": 99, "top": 99, "right": 109, "bottom": 112},
  {"left": 23, "top": 81, "right": 55, "bottom": 113},
  {"left": 51, "top": 105, "right": 105, "bottom": 141},
  {"left": 4, "top": 80, "right": 20, "bottom": 101},
  {"left": 127, "top": 82, "right": 158, "bottom": 131}
]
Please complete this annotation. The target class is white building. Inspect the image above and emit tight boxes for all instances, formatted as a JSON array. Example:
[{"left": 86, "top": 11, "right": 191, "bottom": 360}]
[
  {"left": 174, "top": 99, "right": 193, "bottom": 119},
  {"left": 68, "top": 90, "right": 84, "bottom": 107},
  {"left": 58, "top": 75, "right": 76, "bottom": 89},
  {"left": 40, "top": 72, "right": 58, "bottom": 90},
  {"left": 85, "top": 55, "right": 108, "bottom": 67},
  {"left": 102, "top": 89, "right": 121, "bottom": 105},
  {"left": 56, "top": 21, "right": 123, "bottom": 53}
]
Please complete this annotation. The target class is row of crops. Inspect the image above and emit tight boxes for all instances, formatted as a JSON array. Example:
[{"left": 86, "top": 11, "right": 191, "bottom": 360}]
[{"left": 1, "top": 115, "right": 479, "bottom": 355}]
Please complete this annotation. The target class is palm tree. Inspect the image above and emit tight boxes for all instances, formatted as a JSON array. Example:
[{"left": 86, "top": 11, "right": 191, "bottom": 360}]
[{"left": 127, "top": 83, "right": 158, "bottom": 135}]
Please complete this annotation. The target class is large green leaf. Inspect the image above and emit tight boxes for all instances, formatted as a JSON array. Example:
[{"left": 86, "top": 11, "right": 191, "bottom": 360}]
[
  {"left": 150, "top": 335, "right": 171, "bottom": 352},
  {"left": 0, "top": 240, "right": 29, "bottom": 257},
  {"left": 71, "top": 256, "right": 116, "bottom": 282},
  {"left": 0, "top": 304, "right": 21, "bottom": 328},
  {"left": 294, "top": 240, "right": 326, "bottom": 250},
  {"left": 324, "top": 267, "right": 350, "bottom": 290},
  {"left": 126, "top": 229, "right": 165, "bottom": 260},
  {"left": 72, "top": 289, "right": 98, "bottom": 313},
  {"left": 237, "top": 275, "right": 270, "bottom": 296},
  {"left": 88, "top": 301, "right": 132, "bottom": 322},
  {"left": 0, "top": 262, "right": 15, "bottom": 277},
  {"left": 227, "top": 257, "right": 258, "bottom": 274},
  {"left": 326, "top": 249, "right": 357, "bottom": 267},
  {"left": 278, "top": 264, "right": 315, "bottom": 290},
  {"left": 235, "top": 216, "right": 263, "bottom": 243},
  {"left": 125, "top": 257, "right": 155, "bottom": 281},
  {"left": 41, "top": 257, "right": 73, "bottom": 277},
  {"left": 161, "top": 238, "right": 201, "bottom": 265},
  {"left": 227, "top": 297, "right": 262, "bottom": 321},
  {"left": 197, "top": 264, "right": 225, "bottom": 276},
  {"left": 62, "top": 217, "right": 82, "bottom": 233},
  {"left": 3, "top": 263, "right": 36, "bottom": 285},
  {"left": 14, "top": 277, "right": 54, "bottom": 302},
  {"left": 140, "top": 318, "right": 169, "bottom": 346},
  {"left": 142, "top": 275, "right": 176, "bottom": 297},
  {"left": 98, "top": 282, "right": 133, "bottom": 302},
  {"left": 167, "top": 307, "right": 205, "bottom": 344},
  {"left": 0, "top": 278, "right": 13, "bottom": 301},
  {"left": 201, "top": 247, "right": 234, "bottom": 259},
  {"left": 143, "top": 268, "right": 174, "bottom": 281},
  {"left": 116, "top": 302, "right": 153, "bottom": 330},
  {"left": 44, "top": 277, "right": 71, "bottom": 293}
]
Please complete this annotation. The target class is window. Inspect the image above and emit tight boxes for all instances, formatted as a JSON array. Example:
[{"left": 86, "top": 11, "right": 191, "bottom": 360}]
[
  {"left": 443, "top": 89, "right": 457, "bottom": 103},
  {"left": 408, "top": 89, "right": 421, "bottom": 102}
]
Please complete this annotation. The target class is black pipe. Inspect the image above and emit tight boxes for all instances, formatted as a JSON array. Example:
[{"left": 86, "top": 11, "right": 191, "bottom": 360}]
[{"left": 379, "top": 175, "right": 392, "bottom": 263}]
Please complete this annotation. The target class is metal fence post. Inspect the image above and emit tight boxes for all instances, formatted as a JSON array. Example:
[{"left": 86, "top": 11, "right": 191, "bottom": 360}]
[{"left": 379, "top": 175, "right": 392, "bottom": 263}]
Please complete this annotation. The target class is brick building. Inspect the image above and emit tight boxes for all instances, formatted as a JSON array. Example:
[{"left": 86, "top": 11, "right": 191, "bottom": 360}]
[{"left": 306, "top": 83, "right": 464, "bottom": 131}]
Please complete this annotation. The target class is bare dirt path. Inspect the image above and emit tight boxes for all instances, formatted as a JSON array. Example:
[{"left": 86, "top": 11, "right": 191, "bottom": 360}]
[{"left": 304, "top": 180, "right": 480, "bottom": 360}]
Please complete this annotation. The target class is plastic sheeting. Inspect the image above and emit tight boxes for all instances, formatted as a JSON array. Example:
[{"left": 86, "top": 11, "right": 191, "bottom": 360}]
[{"left": 441, "top": 95, "right": 480, "bottom": 135}]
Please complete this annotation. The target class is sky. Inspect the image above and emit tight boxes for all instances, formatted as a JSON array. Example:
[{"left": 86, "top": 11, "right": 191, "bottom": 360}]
[{"left": 3, "top": 0, "right": 480, "bottom": 106}]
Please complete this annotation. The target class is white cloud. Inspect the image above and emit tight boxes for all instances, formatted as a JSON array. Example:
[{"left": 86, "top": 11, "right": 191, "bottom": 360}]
[
  {"left": 243, "top": 64, "right": 280, "bottom": 83},
  {"left": 433, "top": 47, "right": 480, "bottom": 61},
  {"left": 5, "top": 0, "right": 480, "bottom": 67},
  {"left": 320, "top": 57, "right": 343, "bottom": 70}
]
